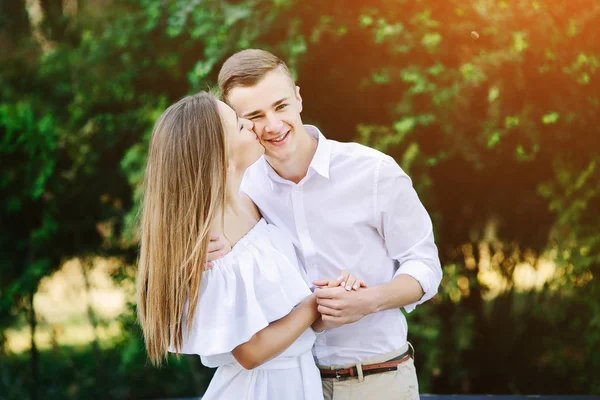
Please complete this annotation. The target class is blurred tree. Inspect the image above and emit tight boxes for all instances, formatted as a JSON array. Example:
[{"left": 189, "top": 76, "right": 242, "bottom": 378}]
[{"left": 1, "top": 1, "right": 139, "bottom": 397}]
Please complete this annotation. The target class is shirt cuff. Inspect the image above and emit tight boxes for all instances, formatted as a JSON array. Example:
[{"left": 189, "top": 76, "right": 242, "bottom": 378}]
[{"left": 394, "top": 259, "right": 437, "bottom": 313}]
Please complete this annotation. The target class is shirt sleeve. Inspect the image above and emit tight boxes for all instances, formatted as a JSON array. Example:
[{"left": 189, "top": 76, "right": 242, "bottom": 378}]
[{"left": 374, "top": 157, "right": 443, "bottom": 313}]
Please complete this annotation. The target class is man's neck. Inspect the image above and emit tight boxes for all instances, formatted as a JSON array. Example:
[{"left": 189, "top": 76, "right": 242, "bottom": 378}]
[{"left": 267, "top": 127, "right": 318, "bottom": 184}]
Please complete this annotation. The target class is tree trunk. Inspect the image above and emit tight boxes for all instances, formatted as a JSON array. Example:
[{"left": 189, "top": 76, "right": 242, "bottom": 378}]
[
  {"left": 82, "top": 258, "right": 101, "bottom": 357},
  {"left": 0, "top": 0, "right": 31, "bottom": 42},
  {"left": 29, "top": 288, "right": 39, "bottom": 400},
  {"left": 81, "top": 257, "right": 105, "bottom": 395}
]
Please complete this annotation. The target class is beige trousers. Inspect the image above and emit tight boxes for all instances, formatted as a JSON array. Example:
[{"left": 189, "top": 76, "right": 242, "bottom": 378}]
[{"left": 319, "top": 344, "right": 419, "bottom": 400}]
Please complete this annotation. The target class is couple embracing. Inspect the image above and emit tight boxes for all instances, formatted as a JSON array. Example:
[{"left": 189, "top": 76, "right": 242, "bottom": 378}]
[{"left": 137, "top": 49, "right": 442, "bottom": 400}]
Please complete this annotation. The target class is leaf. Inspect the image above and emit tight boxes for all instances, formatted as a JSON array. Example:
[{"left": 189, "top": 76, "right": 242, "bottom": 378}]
[
  {"left": 393, "top": 117, "right": 417, "bottom": 135},
  {"left": 542, "top": 112, "right": 560, "bottom": 124},
  {"left": 512, "top": 32, "right": 529, "bottom": 52},
  {"left": 421, "top": 33, "right": 442, "bottom": 51},
  {"left": 487, "top": 131, "right": 501, "bottom": 148},
  {"left": 359, "top": 15, "right": 374, "bottom": 28},
  {"left": 428, "top": 63, "right": 445, "bottom": 76},
  {"left": 505, "top": 116, "right": 520, "bottom": 129},
  {"left": 488, "top": 87, "right": 500, "bottom": 103}
]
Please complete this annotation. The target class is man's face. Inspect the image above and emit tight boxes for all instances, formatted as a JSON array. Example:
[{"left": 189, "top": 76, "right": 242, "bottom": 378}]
[{"left": 226, "top": 69, "right": 304, "bottom": 163}]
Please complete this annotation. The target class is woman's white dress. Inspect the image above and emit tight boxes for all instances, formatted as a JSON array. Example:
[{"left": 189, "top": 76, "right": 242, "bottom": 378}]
[{"left": 169, "top": 219, "right": 323, "bottom": 400}]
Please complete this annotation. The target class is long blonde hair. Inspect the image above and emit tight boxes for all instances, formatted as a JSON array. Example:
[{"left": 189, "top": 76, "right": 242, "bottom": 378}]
[{"left": 136, "top": 92, "right": 226, "bottom": 366}]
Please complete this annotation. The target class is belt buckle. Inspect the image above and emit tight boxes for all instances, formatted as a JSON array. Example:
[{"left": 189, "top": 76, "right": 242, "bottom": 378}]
[{"left": 335, "top": 370, "right": 342, "bottom": 380}]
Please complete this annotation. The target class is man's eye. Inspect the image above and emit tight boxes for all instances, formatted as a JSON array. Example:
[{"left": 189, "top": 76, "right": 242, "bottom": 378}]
[{"left": 276, "top": 104, "right": 288, "bottom": 111}]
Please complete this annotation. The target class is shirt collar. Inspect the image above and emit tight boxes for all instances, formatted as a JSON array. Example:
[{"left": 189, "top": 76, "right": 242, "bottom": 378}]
[
  {"left": 261, "top": 124, "right": 331, "bottom": 184},
  {"left": 306, "top": 125, "right": 331, "bottom": 180}
]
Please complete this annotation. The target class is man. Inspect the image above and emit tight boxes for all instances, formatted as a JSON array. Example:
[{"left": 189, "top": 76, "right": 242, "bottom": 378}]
[{"left": 211, "top": 49, "right": 442, "bottom": 399}]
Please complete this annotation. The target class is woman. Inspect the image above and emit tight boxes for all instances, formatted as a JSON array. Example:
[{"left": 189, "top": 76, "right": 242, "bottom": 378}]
[{"left": 136, "top": 92, "right": 361, "bottom": 399}]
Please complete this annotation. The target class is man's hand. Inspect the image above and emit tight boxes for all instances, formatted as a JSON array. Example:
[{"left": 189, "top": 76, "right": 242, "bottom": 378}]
[
  {"left": 312, "top": 313, "right": 345, "bottom": 332},
  {"left": 204, "top": 234, "right": 226, "bottom": 270},
  {"left": 312, "top": 286, "right": 375, "bottom": 326}
]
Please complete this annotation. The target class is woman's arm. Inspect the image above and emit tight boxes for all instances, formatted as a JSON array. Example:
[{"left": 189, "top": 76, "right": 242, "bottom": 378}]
[
  {"left": 231, "top": 294, "right": 319, "bottom": 370},
  {"left": 311, "top": 314, "right": 337, "bottom": 332}
]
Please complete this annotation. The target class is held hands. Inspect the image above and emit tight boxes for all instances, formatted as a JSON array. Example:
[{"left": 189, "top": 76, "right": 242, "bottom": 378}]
[
  {"left": 312, "top": 269, "right": 367, "bottom": 291},
  {"left": 205, "top": 233, "right": 372, "bottom": 329},
  {"left": 311, "top": 270, "right": 372, "bottom": 331}
]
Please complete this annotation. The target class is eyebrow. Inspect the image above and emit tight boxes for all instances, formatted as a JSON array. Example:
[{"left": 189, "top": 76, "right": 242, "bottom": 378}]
[{"left": 242, "top": 97, "right": 289, "bottom": 119}]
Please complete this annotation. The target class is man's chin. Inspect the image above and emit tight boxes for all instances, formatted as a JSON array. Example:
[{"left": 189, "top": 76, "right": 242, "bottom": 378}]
[
  {"left": 264, "top": 140, "right": 287, "bottom": 155},
  {"left": 264, "top": 148, "right": 290, "bottom": 164}
]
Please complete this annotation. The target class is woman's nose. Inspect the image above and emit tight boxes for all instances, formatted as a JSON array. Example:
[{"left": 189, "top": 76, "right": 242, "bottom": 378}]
[{"left": 241, "top": 117, "right": 254, "bottom": 130}]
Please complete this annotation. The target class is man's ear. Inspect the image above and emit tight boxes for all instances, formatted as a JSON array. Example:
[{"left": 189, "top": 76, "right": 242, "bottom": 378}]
[{"left": 295, "top": 86, "right": 303, "bottom": 113}]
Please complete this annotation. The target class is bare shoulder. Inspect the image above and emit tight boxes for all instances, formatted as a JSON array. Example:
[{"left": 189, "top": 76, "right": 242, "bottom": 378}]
[{"left": 239, "top": 192, "right": 262, "bottom": 222}]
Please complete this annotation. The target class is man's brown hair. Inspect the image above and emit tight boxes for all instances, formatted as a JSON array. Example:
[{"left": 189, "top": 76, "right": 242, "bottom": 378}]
[{"left": 218, "top": 49, "right": 295, "bottom": 102}]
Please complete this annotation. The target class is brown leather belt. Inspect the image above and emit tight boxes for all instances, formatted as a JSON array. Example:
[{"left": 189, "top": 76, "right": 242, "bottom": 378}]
[{"left": 319, "top": 346, "right": 414, "bottom": 380}]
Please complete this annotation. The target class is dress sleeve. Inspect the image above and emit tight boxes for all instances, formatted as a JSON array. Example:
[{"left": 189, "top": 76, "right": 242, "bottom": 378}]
[{"left": 170, "top": 239, "right": 312, "bottom": 358}]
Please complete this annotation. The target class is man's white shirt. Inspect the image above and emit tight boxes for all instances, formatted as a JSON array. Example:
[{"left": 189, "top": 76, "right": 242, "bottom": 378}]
[{"left": 241, "top": 125, "right": 443, "bottom": 366}]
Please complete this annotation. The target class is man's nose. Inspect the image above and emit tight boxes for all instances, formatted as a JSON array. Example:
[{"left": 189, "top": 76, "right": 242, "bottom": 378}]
[{"left": 264, "top": 112, "right": 283, "bottom": 133}]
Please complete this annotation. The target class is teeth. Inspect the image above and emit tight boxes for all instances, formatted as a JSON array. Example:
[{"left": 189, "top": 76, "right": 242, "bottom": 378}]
[{"left": 271, "top": 132, "right": 287, "bottom": 142}]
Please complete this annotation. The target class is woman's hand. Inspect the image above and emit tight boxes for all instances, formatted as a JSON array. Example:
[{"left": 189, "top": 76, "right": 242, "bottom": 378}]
[
  {"left": 312, "top": 313, "right": 344, "bottom": 332},
  {"left": 203, "top": 234, "right": 226, "bottom": 270},
  {"left": 312, "top": 269, "right": 367, "bottom": 291}
]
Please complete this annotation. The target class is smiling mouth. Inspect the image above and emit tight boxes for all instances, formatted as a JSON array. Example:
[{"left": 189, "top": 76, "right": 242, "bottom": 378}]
[{"left": 265, "top": 131, "right": 288, "bottom": 143}]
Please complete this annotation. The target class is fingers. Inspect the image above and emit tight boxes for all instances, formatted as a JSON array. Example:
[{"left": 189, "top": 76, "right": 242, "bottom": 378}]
[
  {"left": 207, "top": 235, "right": 225, "bottom": 253},
  {"left": 203, "top": 261, "right": 214, "bottom": 271},
  {"left": 341, "top": 274, "right": 363, "bottom": 291},
  {"left": 206, "top": 234, "right": 226, "bottom": 263},
  {"left": 206, "top": 251, "right": 225, "bottom": 263},
  {"left": 343, "top": 274, "right": 359, "bottom": 291},
  {"left": 333, "top": 269, "right": 365, "bottom": 291},
  {"left": 315, "top": 273, "right": 366, "bottom": 292},
  {"left": 317, "top": 305, "right": 341, "bottom": 317},
  {"left": 327, "top": 278, "right": 339, "bottom": 288},
  {"left": 313, "top": 277, "right": 340, "bottom": 288},
  {"left": 313, "top": 286, "right": 345, "bottom": 299},
  {"left": 336, "top": 269, "right": 350, "bottom": 285},
  {"left": 312, "top": 278, "right": 331, "bottom": 287},
  {"left": 315, "top": 298, "right": 340, "bottom": 309},
  {"left": 321, "top": 314, "right": 345, "bottom": 326}
]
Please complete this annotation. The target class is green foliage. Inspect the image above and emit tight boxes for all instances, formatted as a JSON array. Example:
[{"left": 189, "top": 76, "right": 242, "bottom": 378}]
[{"left": 0, "top": 337, "right": 201, "bottom": 399}]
